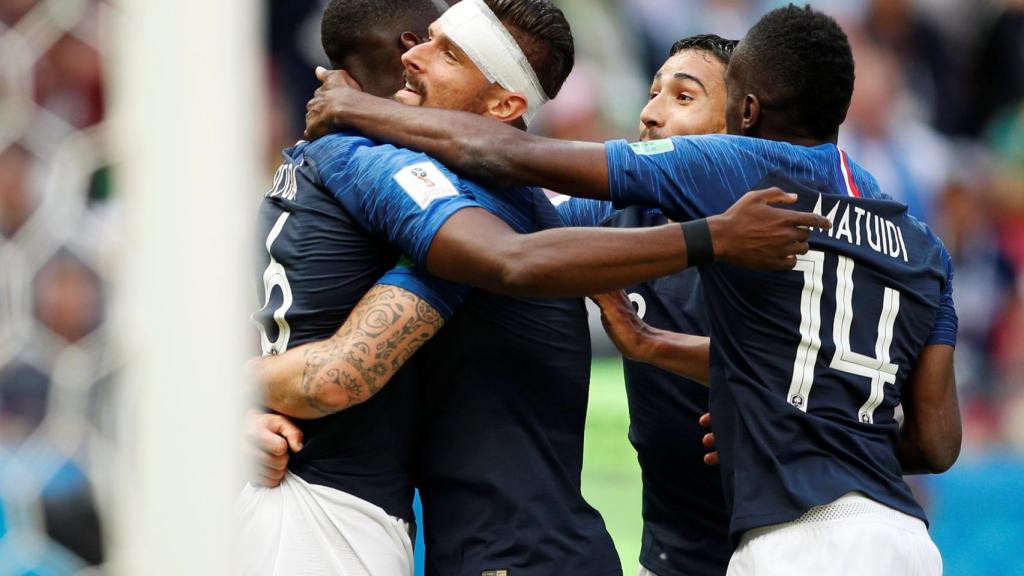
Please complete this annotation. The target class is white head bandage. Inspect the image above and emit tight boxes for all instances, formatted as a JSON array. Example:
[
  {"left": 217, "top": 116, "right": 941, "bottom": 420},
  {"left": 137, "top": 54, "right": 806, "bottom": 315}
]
[{"left": 438, "top": 0, "right": 549, "bottom": 125}]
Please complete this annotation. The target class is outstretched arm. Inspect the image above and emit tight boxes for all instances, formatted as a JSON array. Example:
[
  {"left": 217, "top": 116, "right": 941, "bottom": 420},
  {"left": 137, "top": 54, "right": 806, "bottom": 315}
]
[
  {"left": 253, "top": 283, "right": 445, "bottom": 419},
  {"left": 305, "top": 69, "right": 609, "bottom": 198},
  {"left": 426, "top": 187, "right": 830, "bottom": 297},
  {"left": 429, "top": 208, "right": 686, "bottom": 296},
  {"left": 898, "top": 344, "right": 961, "bottom": 474}
]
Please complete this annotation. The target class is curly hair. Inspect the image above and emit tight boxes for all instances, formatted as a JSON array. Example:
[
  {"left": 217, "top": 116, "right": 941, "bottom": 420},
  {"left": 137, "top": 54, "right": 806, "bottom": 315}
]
[
  {"left": 321, "top": 0, "right": 440, "bottom": 68},
  {"left": 740, "top": 4, "right": 855, "bottom": 138}
]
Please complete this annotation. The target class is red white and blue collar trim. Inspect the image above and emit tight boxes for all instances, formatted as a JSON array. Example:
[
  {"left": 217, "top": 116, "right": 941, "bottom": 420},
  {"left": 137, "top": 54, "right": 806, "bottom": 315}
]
[{"left": 837, "top": 147, "right": 861, "bottom": 198}]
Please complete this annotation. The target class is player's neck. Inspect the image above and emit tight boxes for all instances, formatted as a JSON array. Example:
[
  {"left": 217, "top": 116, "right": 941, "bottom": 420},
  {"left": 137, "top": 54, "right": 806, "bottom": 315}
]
[
  {"left": 751, "top": 113, "right": 838, "bottom": 148},
  {"left": 755, "top": 129, "right": 837, "bottom": 148}
]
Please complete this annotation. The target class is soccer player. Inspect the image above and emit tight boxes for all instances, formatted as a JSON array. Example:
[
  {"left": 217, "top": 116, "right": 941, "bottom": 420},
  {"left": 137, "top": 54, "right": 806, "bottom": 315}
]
[
  {"left": 302, "top": 5, "right": 962, "bottom": 574},
  {"left": 554, "top": 35, "right": 738, "bottom": 576},
  {"left": 241, "top": 3, "right": 449, "bottom": 574},
  {"left": 245, "top": 1, "right": 825, "bottom": 575}
]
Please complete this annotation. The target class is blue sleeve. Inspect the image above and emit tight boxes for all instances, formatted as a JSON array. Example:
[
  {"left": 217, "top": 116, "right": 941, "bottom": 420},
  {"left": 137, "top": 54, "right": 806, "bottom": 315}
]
[
  {"left": 605, "top": 136, "right": 778, "bottom": 221},
  {"left": 925, "top": 246, "right": 958, "bottom": 347},
  {"left": 311, "top": 139, "right": 482, "bottom": 268},
  {"left": 552, "top": 196, "right": 618, "bottom": 227},
  {"left": 376, "top": 261, "right": 469, "bottom": 321}
]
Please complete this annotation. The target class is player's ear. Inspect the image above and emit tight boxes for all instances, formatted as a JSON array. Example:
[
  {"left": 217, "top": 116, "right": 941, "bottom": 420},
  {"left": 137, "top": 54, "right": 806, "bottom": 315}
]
[
  {"left": 485, "top": 89, "right": 528, "bottom": 125},
  {"left": 400, "top": 31, "right": 422, "bottom": 51},
  {"left": 741, "top": 93, "right": 760, "bottom": 135}
]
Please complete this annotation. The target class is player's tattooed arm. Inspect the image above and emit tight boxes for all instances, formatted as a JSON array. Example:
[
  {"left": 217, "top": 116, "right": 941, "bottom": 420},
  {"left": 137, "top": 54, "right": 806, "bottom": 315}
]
[
  {"left": 897, "top": 344, "right": 961, "bottom": 474},
  {"left": 591, "top": 291, "right": 710, "bottom": 385},
  {"left": 253, "top": 284, "right": 445, "bottom": 419}
]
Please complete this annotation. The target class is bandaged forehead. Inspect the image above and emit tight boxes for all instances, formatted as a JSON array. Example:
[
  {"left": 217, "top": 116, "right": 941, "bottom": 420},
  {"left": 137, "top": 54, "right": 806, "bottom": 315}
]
[{"left": 438, "top": 0, "right": 548, "bottom": 125}]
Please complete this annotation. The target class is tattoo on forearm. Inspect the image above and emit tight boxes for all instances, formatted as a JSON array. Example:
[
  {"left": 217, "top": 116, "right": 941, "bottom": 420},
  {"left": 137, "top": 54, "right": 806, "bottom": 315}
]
[{"left": 299, "top": 285, "right": 445, "bottom": 415}]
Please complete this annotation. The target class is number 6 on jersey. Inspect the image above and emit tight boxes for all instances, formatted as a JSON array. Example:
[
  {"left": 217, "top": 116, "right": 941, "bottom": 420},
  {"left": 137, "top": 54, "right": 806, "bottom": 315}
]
[{"left": 253, "top": 212, "right": 294, "bottom": 356}]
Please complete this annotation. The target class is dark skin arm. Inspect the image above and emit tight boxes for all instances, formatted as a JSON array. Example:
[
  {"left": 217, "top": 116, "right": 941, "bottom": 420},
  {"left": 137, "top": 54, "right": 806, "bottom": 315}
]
[
  {"left": 898, "top": 344, "right": 961, "bottom": 474},
  {"left": 428, "top": 186, "right": 827, "bottom": 296},
  {"left": 591, "top": 290, "right": 710, "bottom": 384},
  {"left": 306, "top": 69, "right": 608, "bottom": 199},
  {"left": 305, "top": 70, "right": 832, "bottom": 289},
  {"left": 429, "top": 208, "right": 686, "bottom": 297}
]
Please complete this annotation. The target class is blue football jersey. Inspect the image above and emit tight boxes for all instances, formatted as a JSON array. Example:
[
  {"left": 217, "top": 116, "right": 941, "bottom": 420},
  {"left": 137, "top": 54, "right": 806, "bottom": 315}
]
[
  {"left": 305, "top": 137, "right": 620, "bottom": 575},
  {"left": 252, "top": 135, "right": 462, "bottom": 522},
  {"left": 605, "top": 135, "right": 958, "bottom": 544},
  {"left": 558, "top": 196, "right": 731, "bottom": 576},
  {"left": 417, "top": 287, "right": 620, "bottom": 576}
]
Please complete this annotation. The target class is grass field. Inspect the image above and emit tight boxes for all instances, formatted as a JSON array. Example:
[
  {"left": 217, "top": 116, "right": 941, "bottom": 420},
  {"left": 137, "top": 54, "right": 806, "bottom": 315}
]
[{"left": 581, "top": 357, "right": 644, "bottom": 574}]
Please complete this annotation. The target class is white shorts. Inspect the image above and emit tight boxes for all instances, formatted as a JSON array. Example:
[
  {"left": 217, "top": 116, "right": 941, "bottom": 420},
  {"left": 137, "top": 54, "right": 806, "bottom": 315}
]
[
  {"left": 236, "top": 471, "right": 414, "bottom": 576},
  {"left": 727, "top": 492, "right": 942, "bottom": 576}
]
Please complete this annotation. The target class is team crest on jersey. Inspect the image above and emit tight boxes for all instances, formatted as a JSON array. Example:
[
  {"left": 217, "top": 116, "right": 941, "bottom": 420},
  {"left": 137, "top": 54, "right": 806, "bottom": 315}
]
[
  {"left": 265, "top": 163, "right": 298, "bottom": 200},
  {"left": 393, "top": 161, "right": 459, "bottom": 209}
]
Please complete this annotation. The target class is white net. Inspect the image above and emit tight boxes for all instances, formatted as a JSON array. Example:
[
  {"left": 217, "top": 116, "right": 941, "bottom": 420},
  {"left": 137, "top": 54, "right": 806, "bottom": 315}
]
[
  {"left": 1, "top": 0, "right": 260, "bottom": 572},
  {"left": 0, "top": 0, "right": 117, "bottom": 573}
]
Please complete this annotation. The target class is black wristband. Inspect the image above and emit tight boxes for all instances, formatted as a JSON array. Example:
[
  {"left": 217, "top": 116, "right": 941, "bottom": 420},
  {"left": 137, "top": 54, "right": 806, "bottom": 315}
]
[{"left": 680, "top": 218, "right": 715, "bottom": 266}]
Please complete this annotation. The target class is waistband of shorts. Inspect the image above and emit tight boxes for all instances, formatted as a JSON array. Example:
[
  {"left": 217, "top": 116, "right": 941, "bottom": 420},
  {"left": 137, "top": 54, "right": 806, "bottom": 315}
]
[
  {"left": 283, "top": 471, "right": 413, "bottom": 534},
  {"left": 788, "top": 492, "right": 925, "bottom": 529},
  {"left": 738, "top": 493, "right": 928, "bottom": 546}
]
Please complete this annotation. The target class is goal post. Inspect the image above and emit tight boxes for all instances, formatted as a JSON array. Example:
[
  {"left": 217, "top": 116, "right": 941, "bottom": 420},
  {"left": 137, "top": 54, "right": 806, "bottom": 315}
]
[{"left": 112, "top": 0, "right": 262, "bottom": 572}]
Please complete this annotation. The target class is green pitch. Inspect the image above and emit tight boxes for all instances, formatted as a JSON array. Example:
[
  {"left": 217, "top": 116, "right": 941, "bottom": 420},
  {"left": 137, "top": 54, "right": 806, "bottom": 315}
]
[{"left": 582, "top": 357, "right": 644, "bottom": 574}]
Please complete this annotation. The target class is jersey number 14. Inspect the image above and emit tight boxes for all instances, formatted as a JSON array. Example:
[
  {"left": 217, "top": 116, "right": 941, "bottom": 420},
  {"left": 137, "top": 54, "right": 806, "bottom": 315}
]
[{"left": 786, "top": 250, "right": 900, "bottom": 424}]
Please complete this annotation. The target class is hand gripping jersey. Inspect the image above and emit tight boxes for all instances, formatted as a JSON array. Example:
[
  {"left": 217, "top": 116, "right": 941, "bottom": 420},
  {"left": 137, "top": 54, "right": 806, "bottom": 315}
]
[
  {"left": 557, "top": 196, "right": 731, "bottom": 576},
  {"left": 604, "top": 135, "right": 958, "bottom": 545},
  {"left": 302, "top": 134, "right": 620, "bottom": 576}
]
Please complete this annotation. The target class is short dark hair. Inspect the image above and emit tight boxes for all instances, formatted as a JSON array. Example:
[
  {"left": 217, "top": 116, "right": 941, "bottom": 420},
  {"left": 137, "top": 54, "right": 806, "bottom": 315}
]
[
  {"left": 669, "top": 34, "right": 738, "bottom": 66},
  {"left": 739, "top": 4, "right": 855, "bottom": 138},
  {"left": 483, "top": 0, "right": 575, "bottom": 100},
  {"left": 321, "top": 0, "right": 440, "bottom": 68}
]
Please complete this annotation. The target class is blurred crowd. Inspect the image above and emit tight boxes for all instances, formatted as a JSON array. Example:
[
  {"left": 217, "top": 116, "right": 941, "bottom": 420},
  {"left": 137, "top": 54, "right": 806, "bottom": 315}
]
[
  {"left": 1, "top": 0, "right": 112, "bottom": 436},
  {"left": 0, "top": 0, "right": 1022, "bottom": 569},
  {"left": 1, "top": 0, "right": 113, "bottom": 570},
  {"left": 266, "top": 0, "right": 1024, "bottom": 457}
]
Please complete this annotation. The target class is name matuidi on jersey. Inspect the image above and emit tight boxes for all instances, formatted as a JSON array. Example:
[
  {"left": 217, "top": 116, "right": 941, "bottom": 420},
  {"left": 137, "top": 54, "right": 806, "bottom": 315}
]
[
  {"left": 266, "top": 163, "right": 298, "bottom": 200},
  {"left": 812, "top": 194, "right": 909, "bottom": 262}
]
